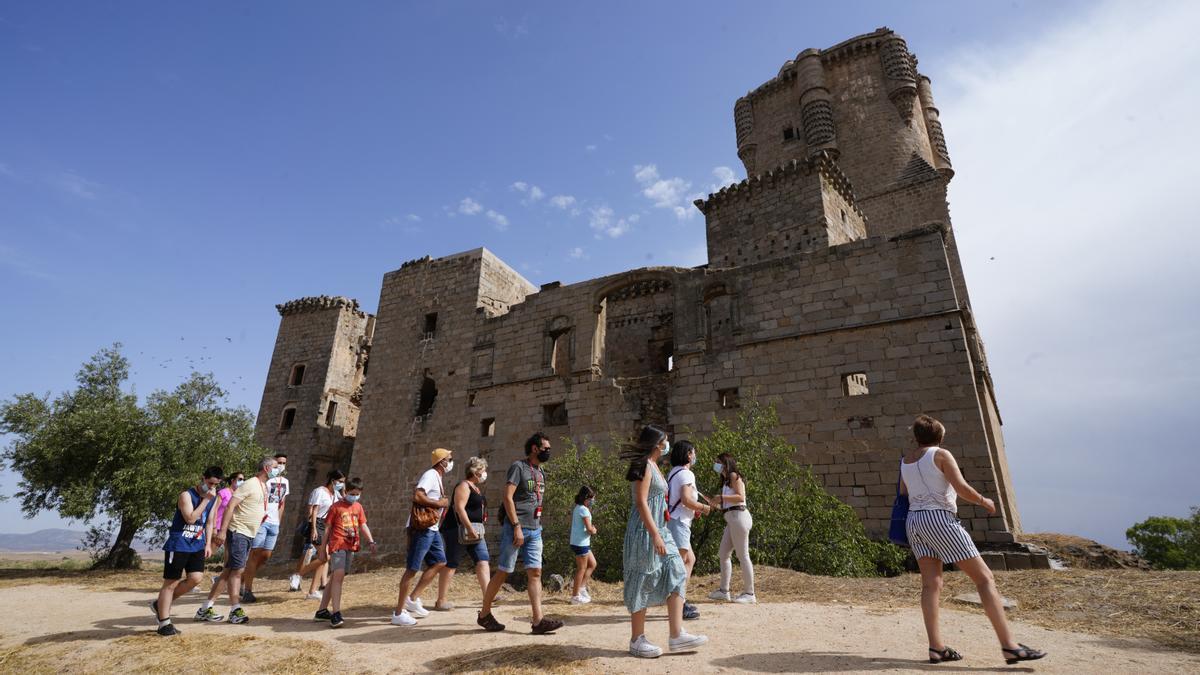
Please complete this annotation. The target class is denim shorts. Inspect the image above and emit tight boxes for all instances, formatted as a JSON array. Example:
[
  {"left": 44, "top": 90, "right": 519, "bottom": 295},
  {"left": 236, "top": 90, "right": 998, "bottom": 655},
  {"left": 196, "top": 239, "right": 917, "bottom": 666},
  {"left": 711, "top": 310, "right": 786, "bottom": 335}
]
[
  {"left": 496, "top": 522, "right": 542, "bottom": 573},
  {"left": 570, "top": 544, "right": 591, "bottom": 556},
  {"left": 329, "top": 549, "right": 354, "bottom": 574},
  {"left": 251, "top": 521, "right": 280, "bottom": 551},
  {"left": 444, "top": 529, "right": 490, "bottom": 570},
  {"left": 665, "top": 518, "right": 693, "bottom": 551},
  {"left": 406, "top": 528, "right": 447, "bottom": 572},
  {"left": 227, "top": 532, "right": 253, "bottom": 570}
]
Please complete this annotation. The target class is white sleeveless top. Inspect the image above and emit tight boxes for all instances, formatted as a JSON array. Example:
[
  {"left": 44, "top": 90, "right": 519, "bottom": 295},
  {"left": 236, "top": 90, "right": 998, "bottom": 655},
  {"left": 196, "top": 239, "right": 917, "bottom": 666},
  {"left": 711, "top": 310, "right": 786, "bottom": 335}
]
[{"left": 900, "top": 447, "right": 958, "bottom": 513}]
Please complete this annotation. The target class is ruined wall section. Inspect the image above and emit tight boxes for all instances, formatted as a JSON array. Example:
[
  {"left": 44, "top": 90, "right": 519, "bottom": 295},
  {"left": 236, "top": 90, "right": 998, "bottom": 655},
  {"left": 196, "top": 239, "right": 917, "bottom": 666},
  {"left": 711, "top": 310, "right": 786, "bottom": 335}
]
[
  {"left": 253, "top": 296, "right": 372, "bottom": 557},
  {"left": 699, "top": 158, "right": 866, "bottom": 269},
  {"left": 669, "top": 229, "right": 1014, "bottom": 543}
]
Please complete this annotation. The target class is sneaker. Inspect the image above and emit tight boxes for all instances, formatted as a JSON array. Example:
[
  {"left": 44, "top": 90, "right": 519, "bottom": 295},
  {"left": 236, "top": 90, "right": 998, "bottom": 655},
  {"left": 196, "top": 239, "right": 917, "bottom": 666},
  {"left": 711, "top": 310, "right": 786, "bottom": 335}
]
[
  {"left": 569, "top": 595, "right": 588, "bottom": 605},
  {"left": 683, "top": 602, "right": 700, "bottom": 620},
  {"left": 708, "top": 589, "right": 731, "bottom": 601},
  {"left": 241, "top": 590, "right": 258, "bottom": 604},
  {"left": 433, "top": 601, "right": 454, "bottom": 611},
  {"left": 314, "top": 609, "right": 332, "bottom": 622},
  {"left": 390, "top": 610, "right": 417, "bottom": 627},
  {"left": 229, "top": 607, "right": 250, "bottom": 624},
  {"left": 330, "top": 611, "right": 344, "bottom": 628},
  {"left": 733, "top": 593, "right": 757, "bottom": 604},
  {"left": 289, "top": 574, "right": 302, "bottom": 591},
  {"left": 669, "top": 631, "right": 709, "bottom": 652},
  {"left": 156, "top": 622, "right": 180, "bottom": 637},
  {"left": 531, "top": 618, "right": 563, "bottom": 635},
  {"left": 194, "top": 606, "right": 225, "bottom": 622},
  {"left": 580, "top": 586, "right": 591, "bottom": 601},
  {"left": 629, "top": 634, "right": 662, "bottom": 658},
  {"left": 477, "top": 611, "right": 505, "bottom": 632},
  {"left": 404, "top": 597, "right": 430, "bottom": 618},
  {"left": 306, "top": 591, "right": 323, "bottom": 600}
]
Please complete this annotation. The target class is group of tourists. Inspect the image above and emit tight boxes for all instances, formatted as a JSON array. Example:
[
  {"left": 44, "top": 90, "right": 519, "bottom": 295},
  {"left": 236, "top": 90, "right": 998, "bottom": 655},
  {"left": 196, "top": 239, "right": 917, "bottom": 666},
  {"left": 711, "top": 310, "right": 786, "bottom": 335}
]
[{"left": 150, "top": 416, "right": 1046, "bottom": 665}]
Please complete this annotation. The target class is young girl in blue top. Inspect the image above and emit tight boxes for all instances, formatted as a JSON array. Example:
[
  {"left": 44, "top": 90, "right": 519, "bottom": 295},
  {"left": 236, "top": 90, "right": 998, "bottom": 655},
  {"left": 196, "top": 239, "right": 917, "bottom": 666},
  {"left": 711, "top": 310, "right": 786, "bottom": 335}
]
[{"left": 569, "top": 485, "right": 597, "bottom": 604}]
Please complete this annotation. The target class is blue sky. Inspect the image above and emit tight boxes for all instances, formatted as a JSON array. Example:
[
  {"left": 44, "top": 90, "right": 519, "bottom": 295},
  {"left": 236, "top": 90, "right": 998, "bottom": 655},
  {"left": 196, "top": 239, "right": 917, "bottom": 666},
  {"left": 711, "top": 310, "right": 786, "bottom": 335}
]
[{"left": 2, "top": 1, "right": 1196, "bottom": 549}]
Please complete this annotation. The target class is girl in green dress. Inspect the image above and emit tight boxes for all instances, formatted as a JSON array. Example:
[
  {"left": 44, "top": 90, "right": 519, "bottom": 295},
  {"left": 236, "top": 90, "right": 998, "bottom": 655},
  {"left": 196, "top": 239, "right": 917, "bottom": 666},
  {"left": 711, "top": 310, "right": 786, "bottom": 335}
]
[{"left": 621, "top": 424, "right": 709, "bottom": 658}]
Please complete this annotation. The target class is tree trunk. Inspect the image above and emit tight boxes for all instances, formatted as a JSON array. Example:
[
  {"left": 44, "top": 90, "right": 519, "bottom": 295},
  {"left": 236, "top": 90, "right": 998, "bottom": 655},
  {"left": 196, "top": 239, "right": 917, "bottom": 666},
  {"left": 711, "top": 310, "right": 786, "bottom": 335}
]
[{"left": 92, "top": 517, "right": 142, "bottom": 570}]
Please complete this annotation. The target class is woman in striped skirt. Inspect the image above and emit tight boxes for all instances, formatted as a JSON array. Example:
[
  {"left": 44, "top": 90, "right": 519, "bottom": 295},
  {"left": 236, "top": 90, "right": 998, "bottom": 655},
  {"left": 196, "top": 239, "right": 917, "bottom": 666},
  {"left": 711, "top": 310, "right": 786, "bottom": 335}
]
[{"left": 901, "top": 415, "right": 1046, "bottom": 666}]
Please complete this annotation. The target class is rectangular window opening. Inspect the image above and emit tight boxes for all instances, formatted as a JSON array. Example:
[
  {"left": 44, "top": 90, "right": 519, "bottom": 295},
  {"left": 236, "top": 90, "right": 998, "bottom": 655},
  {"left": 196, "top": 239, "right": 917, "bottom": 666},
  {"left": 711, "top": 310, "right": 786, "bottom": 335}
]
[
  {"left": 842, "top": 372, "right": 869, "bottom": 396},
  {"left": 543, "top": 402, "right": 568, "bottom": 427},
  {"left": 481, "top": 417, "right": 496, "bottom": 437},
  {"left": 423, "top": 312, "right": 438, "bottom": 339},
  {"left": 324, "top": 400, "right": 338, "bottom": 426},
  {"left": 280, "top": 407, "right": 296, "bottom": 431},
  {"left": 718, "top": 387, "right": 739, "bottom": 409},
  {"left": 783, "top": 127, "right": 795, "bottom": 141},
  {"left": 289, "top": 364, "right": 305, "bottom": 387}
]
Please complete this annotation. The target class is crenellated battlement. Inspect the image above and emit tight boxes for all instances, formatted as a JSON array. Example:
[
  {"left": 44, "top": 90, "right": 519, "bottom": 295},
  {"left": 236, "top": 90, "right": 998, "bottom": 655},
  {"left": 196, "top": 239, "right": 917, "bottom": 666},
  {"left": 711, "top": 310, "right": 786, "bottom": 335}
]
[{"left": 275, "top": 295, "right": 365, "bottom": 318}]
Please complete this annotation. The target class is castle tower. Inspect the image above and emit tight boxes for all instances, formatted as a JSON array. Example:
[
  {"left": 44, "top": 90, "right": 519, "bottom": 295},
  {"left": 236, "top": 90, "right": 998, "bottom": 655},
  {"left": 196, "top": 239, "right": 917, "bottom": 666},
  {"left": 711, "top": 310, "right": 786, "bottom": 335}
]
[{"left": 252, "top": 295, "right": 374, "bottom": 557}]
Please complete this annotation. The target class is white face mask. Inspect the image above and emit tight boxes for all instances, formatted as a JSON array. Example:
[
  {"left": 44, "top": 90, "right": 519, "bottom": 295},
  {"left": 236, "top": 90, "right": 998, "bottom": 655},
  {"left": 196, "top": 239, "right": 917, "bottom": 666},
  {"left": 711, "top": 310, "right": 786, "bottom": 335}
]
[
  {"left": 444, "top": 460, "right": 455, "bottom": 473},
  {"left": 713, "top": 463, "right": 724, "bottom": 475},
  {"left": 662, "top": 440, "right": 670, "bottom": 456},
  {"left": 479, "top": 471, "right": 488, "bottom": 483},
  {"left": 269, "top": 465, "right": 284, "bottom": 478}
]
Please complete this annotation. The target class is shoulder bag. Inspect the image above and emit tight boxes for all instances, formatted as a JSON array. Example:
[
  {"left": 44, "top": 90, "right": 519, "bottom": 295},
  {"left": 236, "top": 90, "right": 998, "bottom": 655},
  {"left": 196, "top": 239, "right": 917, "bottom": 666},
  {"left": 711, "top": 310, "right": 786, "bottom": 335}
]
[{"left": 888, "top": 460, "right": 910, "bottom": 548}]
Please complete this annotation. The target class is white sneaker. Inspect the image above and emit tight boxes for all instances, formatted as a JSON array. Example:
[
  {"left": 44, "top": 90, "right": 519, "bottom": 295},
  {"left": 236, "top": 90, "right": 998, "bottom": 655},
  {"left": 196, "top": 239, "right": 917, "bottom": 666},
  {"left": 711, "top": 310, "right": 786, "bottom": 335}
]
[
  {"left": 708, "top": 589, "right": 731, "bottom": 601},
  {"left": 580, "top": 586, "right": 591, "bottom": 600},
  {"left": 390, "top": 610, "right": 417, "bottom": 626},
  {"left": 629, "top": 634, "right": 662, "bottom": 658},
  {"left": 569, "top": 595, "right": 588, "bottom": 605},
  {"left": 288, "top": 574, "right": 302, "bottom": 591},
  {"left": 404, "top": 597, "right": 430, "bottom": 618},
  {"left": 306, "top": 592, "right": 322, "bottom": 600},
  {"left": 669, "top": 631, "right": 709, "bottom": 652},
  {"left": 733, "top": 593, "right": 757, "bottom": 604}
]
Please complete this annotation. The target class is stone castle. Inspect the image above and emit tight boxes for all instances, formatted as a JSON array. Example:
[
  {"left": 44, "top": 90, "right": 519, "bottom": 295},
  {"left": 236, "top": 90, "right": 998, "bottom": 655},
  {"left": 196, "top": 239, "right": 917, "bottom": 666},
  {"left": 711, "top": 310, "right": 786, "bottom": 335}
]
[{"left": 253, "top": 28, "right": 1022, "bottom": 560}]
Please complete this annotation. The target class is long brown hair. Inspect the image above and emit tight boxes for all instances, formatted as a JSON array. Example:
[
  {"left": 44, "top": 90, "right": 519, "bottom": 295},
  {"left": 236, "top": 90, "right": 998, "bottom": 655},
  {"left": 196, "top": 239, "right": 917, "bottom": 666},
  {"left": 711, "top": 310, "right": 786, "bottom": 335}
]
[
  {"left": 717, "top": 452, "right": 741, "bottom": 489},
  {"left": 621, "top": 425, "right": 667, "bottom": 482}
]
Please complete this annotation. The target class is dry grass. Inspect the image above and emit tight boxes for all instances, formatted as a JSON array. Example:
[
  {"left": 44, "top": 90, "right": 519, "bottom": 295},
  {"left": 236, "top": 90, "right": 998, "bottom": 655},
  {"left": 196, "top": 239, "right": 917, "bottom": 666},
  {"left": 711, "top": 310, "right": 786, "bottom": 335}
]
[{"left": 0, "top": 633, "right": 330, "bottom": 674}]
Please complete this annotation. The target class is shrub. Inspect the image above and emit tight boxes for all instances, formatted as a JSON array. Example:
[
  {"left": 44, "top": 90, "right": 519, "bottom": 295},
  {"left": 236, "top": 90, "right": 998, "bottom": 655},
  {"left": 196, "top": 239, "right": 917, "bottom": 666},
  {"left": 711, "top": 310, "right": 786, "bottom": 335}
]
[
  {"left": 1126, "top": 507, "right": 1200, "bottom": 570},
  {"left": 541, "top": 400, "right": 906, "bottom": 581}
]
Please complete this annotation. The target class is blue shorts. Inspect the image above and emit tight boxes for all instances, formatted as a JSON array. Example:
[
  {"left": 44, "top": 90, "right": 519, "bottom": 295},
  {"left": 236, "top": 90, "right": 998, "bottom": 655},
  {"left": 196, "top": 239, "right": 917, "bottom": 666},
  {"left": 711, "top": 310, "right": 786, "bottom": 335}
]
[
  {"left": 444, "top": 529, "right": 490, "bottom": 570},
  {"left": 570, "top": 544, "right": 591, "bottom": 556},
  {"left": 406, "top": 528, "right": 447, "bottom": 572},
  {"left": 497, "top": 522, "right": 542, "bottom": 574},
  {"left": 665, "top": 518, "right": 693, "bottom": 551},
  {"left": 227, "top": 532, "right": 253, "bottom": 570},
  {"left": 251, "top": 521, "right": 280, "bottom": 551}
]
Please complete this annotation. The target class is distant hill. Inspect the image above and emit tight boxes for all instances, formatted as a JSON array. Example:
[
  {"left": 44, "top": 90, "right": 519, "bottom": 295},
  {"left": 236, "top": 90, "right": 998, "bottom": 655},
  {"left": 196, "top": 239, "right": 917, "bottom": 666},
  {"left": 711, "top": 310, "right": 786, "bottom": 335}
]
[
  {"left": 0, "top": 529, "right": 85, "bottom": 552},
  {"left": 0, "top": 529, "right": 157, "bottom": 553}
]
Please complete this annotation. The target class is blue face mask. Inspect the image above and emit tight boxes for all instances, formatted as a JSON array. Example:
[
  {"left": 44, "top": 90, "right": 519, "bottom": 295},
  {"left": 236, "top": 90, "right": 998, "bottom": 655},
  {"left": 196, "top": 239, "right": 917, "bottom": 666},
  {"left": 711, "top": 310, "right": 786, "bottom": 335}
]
[
  {"left": 345, "top": 494, "right": 360, "bottom": 504},
  {"left": 334, "top": 481, "right": 345, "bottom": 493},
  {"left": 269, "top": 466, "right": 284, "bottom": 478}
]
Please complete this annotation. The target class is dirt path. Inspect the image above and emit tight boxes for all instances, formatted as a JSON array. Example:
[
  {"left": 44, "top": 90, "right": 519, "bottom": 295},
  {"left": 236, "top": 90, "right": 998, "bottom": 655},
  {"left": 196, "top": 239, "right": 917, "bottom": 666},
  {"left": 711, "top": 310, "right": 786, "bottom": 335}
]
[{"left": 1, "top": 581, "right": 1197, "bottom": 674}]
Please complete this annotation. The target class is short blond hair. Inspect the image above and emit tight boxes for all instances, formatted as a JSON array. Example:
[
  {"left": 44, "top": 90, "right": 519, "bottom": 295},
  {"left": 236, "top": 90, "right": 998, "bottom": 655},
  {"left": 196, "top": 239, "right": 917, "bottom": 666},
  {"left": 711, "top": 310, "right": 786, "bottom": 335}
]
[{"left": 465, "top": 456, "right": 488, "bottom": 479}]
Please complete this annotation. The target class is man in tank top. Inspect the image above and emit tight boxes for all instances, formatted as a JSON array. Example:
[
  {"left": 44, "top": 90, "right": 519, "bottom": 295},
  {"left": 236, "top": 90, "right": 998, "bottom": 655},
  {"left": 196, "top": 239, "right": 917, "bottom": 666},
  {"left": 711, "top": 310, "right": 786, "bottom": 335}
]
[{"left": 150, "top": 466, "right": 223, "bottom": 636}]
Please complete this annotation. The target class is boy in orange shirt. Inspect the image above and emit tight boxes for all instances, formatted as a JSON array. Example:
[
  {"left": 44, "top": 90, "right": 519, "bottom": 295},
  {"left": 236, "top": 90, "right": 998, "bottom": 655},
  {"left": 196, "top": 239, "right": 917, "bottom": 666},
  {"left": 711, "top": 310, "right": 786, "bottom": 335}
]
[{"left": 312, "top": 477, "right": 376, "bottom": 627}]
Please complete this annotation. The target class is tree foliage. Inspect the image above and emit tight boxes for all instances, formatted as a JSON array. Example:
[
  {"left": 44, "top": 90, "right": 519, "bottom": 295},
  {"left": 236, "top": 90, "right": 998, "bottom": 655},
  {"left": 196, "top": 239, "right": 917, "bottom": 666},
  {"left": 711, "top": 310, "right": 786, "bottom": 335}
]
[
  {"left": 542, "top": 400, "right": 906, "bottom": 582},
  {"left": 0, "top": 344, "right": 264, "bottom": 569},
  {"left": 1126, "top": 508, "right": 1200, "bottom": 570}
]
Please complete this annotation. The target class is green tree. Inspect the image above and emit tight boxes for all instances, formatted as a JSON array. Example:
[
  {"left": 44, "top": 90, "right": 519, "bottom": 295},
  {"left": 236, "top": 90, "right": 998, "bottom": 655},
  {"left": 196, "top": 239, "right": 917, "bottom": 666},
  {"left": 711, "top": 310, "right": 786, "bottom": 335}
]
[
  {"left": 1126, "top": 508, "right": 1200, "bottom": 570},
  {"left": 542, "top": 401, "right": 905, "bottom": 582},
  {"left": 1, "top": 344, "right": 263, "bottom": 569}
]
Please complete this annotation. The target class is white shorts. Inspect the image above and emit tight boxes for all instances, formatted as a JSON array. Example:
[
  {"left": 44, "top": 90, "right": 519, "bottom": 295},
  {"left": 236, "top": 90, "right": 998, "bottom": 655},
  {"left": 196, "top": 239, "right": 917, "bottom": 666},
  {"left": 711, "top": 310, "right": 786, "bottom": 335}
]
[{"left": 905, "top": 509, "right": 979, "bottom": 563}]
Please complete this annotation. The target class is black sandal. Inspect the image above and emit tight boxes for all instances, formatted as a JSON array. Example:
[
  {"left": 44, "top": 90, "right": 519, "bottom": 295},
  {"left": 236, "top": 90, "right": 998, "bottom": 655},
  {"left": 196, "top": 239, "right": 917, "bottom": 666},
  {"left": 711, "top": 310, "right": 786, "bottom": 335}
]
[
  {"left": 1002, "top": 643, "right": 1046, "bottom": 664},
  {"left": 929, "top": 646, "right": 963, "bottom": 663}
]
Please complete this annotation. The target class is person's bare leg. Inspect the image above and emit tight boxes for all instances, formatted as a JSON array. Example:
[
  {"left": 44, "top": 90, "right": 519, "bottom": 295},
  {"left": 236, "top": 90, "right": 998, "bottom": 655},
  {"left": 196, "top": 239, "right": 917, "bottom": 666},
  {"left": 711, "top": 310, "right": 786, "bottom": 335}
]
[
  {"left": 392, "top": 569, "right": 417, "bottom": 614},
  {"left": 680, "top": 548, "right": 695, "bottom": 578},
  {"left": 156, "top": 580, "right": 179, "bottom": 619},
  {"left": 205, "top": 569, "right": 227, "bottom": 603},
  {"left": 526, "top": 568, "right": 543, "bottom": 625},
  {"left": 411, "top": 563, "right": 445, "bottom": 599},
  {"left": 667, "top": 592, "right": 684, "bottom": 639},
  {"left": 583, "top": 553, "right": 597, "bottom": 589},
  {"left": 630, "top": 608, "right": 647, "bottom": 642},
  {"left": 572, "top": 556, "right": 587, "bottom": 596},
  {"left": 305, "top": 560, "right": 327, "bottom": 594},
  {"left": 955, "top": 556, "right": 1018, "bottom": 651},
  {"left": 242, "top": 550, "right": 264, "bottom": 591},
  {"left": 329, "top": 569, "right": 346, "bottom": 613},
  {"left": 227, "top": 569, "right": 244, "bottom": 607},
  {"left": 436, "top": 566, "right": 454, "bottom": 607},
  {"left": 174, "top": 573, "right": 201, "bottom": 599},
  {"left": 917, "top": 557, "right": 945, "bottom": 650},
  {"left": 475, "top": 561, "right": 491, "bottom": 595},
  {"left": 480, "top": 569, "right": 508, "bottom": 616}
]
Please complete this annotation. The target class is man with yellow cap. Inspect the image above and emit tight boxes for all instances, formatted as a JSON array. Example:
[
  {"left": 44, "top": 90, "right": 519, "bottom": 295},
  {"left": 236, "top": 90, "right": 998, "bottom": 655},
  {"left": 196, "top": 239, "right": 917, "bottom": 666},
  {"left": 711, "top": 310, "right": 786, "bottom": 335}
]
[{"left": 391, "top": 448, "right": 453, "bottom": 627}]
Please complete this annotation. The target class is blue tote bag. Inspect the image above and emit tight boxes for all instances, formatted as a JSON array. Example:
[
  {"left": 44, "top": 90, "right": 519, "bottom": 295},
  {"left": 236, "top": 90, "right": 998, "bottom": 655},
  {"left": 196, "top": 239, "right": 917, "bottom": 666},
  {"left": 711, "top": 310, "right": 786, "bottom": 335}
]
[{"left": 888, "top": 464, "right": 910, "bottom": 547}]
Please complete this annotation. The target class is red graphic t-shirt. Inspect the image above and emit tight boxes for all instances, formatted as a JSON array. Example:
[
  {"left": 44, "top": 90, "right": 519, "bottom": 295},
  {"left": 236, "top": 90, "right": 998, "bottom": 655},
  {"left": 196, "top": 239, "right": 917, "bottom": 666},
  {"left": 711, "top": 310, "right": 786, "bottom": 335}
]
[{"left": 325, "top": 500, "right": 367, "bottom": 553}]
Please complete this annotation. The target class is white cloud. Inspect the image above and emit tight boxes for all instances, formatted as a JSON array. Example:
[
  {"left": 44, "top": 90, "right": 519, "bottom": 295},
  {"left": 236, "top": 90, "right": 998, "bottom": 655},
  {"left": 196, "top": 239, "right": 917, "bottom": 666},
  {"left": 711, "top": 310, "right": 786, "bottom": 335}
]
[
  {"left": 458, "top": 197, "right": 483, "bottom": 215},
  {"left": 588, "top": 205, "right": 636, "bottom": 238},
  {"left": 710, "top": 166, "right": 739, "bottom": 192},
  {"left": 549, "top": 194, "right": 576, "bottom": 209},
  {"left": 934, "top": 0, "right": 1200, "bottom": 546},
  {"left": 585, "top": 144, "right": 597, "bottom": 152},
  {"left": 529, "top": 185, "right": 544, "bottom": 201},
  {"left": 52, "top": 171, "right": 98, "bottom": 199},
  {"left": 406, "top": 213, "right": 422, "bottom": 222},
  {"left": 510, "top": 181, "right": 545, "bottom": 205},
  {"left": 567, "top": 247, "right": 585, "bottom": 260},
  {"left": 634, "top": 164, "right": 696, "bottom": 220},
  {"left": 485, "top": 209, "right": 509, "bottom": 231}
]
